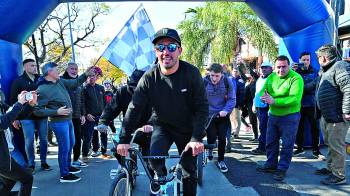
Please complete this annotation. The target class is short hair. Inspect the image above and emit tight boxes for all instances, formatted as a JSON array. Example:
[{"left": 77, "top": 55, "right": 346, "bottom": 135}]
[
  {"left": 208, "top": 63, "right": 223, "bottom": 73},
  {"left": 275, "top": 55, "right": 290, "bottom": 65},
  {"left": 67, "top": 62, "right": 77, "bottom": 67},
  {"left": 23, "top": 59, "right": 35, "bottom": 66},
  {"left": 299, "top": 52, "right": 310, "bottom": 59},
  {"left": 316, "top": 44, "right": 337, "bottom": 60}
]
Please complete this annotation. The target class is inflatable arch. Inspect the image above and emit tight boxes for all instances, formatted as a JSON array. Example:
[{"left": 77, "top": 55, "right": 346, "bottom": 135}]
[{"left": 0, "top": 0, "right": 334, "bottom": 100}]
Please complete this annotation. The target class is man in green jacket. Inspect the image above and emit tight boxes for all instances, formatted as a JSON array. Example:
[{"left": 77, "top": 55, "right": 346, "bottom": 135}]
[{"left": 256, "top": 55, "right": 304, "bottom": 181}]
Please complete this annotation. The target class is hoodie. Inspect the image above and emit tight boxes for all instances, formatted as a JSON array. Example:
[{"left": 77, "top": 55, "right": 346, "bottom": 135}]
[{"left": 33, "top": 74, "right": 87, "bottom": 121}]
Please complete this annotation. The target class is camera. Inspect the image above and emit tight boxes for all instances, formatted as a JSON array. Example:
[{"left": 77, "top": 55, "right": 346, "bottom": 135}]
[
  {"left": 25, "top": 92, "right": 33, "bottom": 101},
  {"left": 293, "top": 63, "right": 306, "bottom": 72}
]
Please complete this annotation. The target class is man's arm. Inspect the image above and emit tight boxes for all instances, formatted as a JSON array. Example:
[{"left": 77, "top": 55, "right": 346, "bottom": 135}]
[
  {"left": 273, "top": 76, "right": 304, "bottom": 107},
  {"left": 33, "top": 88, "right": 57, "bottom": 117},
  {"left": 335, "top": 62, "right": 350, "bottom": 114},
  {"left": 304, "top": 76, "right": 318, "bottom": 93},
  {"left": 222, "top": 78, "right": 236, "bottom": 113},
  {"left": 119, "top": 77, "right": 149, "bottom": 144},
  {"left": 9, "top": 79, "right": 20, "bottom": 105},
  {"left": 60, "top": 73, "right": 87, "bottom": 90},
  {"left": 0, "top": 103, "right": 24, "bottom": 130},
  {"left": 190, "top": 68, "right": 209, "bottom": 142}
]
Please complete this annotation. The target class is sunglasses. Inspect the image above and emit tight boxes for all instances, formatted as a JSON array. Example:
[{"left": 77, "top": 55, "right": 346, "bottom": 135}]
[{"left": 154, "top": 43, "right": 179, "bottom": 53}]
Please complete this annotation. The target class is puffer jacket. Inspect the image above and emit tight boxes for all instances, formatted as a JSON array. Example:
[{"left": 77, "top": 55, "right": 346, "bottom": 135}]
[
  {"left": 316, "top": 59, "right": 350, "bottom": 123},
  {"left": 299, "top": 67, "right": 318, "bottom": 107},
  {"left": 61, "top": 72, "right": 85, "bottom": 119}
]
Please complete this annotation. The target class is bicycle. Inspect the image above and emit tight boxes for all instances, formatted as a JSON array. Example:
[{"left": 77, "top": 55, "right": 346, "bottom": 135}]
[{"left": 107, "top": 128, "right": 216, "bottom": 196}]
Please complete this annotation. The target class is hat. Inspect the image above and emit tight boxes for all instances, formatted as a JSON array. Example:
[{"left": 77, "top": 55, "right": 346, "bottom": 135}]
[
  {"left": 103, "top": 79, "right": 111, "bottom": 85},
  {"left": 261, "top": 62, "right": 273, "bottom": 67},
  {"left": 152, "top": 28, "right": 181, "bottom": 46},
  {"left": 207, "top": 63, "right": 223, "bottom": 73},
  {"left": 41, "top": 62, "right": 58, "bottom": 76},
  {"left": 127, "top": 69, "right": 146, "bottom": 88}
]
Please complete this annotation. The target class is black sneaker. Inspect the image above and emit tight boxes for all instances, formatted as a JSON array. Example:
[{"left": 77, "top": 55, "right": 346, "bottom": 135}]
[
  {"left": 217, "top": 161, "right": 228, "bottom": 173},
  {"left": 69, "top": 166, "right": 81, "bottom": 174},
  {"left": 312, "top": 151, "right": 326, "bottom": 160},
  {"left": 273, "top": 170, "right": 286, "bottom": 181},
  {"left": 41, "top": 163, "right": 52, "bottom": 171},
  {"left": 321, "top": 174, "right": 346, "bottom": 185},
  {"left": 60, "top": 173, "right": 81, "bottom": 183},
  {"left": 251, "top": 148, "right": 266, "bottom": 155},
  {"left": 256, "top": 165, "right": 276, "bottom": 173},
  {"left": 207, "top": 149, "right": 213, "bottom": 161},
  {"left": 150, "top": 182, "right": 160, "bottom": 194},
  {"left": 315, "top": 168, "right": 332, "bottom": 176},
  {"left": 293, "top": 149, "right": 305, "bottom": 156}
]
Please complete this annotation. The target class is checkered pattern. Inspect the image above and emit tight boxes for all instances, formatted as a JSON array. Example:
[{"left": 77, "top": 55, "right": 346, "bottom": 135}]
[{"left": 102, "top": 5, "right": 155, "bottom": 76}]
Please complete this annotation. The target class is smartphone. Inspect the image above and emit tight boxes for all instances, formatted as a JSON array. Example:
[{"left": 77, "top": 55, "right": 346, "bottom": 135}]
[
  {"left": 25, "top": 92, "right": 33, "bottom": 101},
  {"left": 294, "top": 63, "right": 305, "bottom": 70}
]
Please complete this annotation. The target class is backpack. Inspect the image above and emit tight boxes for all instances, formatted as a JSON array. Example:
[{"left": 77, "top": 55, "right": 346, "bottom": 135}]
[{"left": 203, "top": 75, "right": 231, "bottom": 100}]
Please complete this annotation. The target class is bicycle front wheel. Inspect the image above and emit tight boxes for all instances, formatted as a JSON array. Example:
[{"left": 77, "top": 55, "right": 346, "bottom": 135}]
[{"left": 109, "top": 172, "right": 132, "bottom": 196}]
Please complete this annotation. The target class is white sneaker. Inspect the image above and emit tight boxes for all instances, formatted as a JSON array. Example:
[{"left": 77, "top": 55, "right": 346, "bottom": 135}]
[
  {"left": 72, "top": 160, "right": 88, "bottom": 168},
  {"left": 91, "top": 151, "right": 101, "bottom": 157},
  {"left": 217, "top": 161, "right": 228, "bottom": 173}
]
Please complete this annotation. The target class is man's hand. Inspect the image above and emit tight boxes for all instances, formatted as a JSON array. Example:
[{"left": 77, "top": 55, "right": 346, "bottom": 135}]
[
  {"left": 117, "top": 144, "right": 131, "bottom": 157},
  {"left": 85, "top": 66, "right": 96, "bottom": 77},
  {"left": 57, "top": 106, "right": 72, "bottom": 116},
  {"left": 343, "top": 114, "right": 350, "bottom": 121},
  {"left": 80, "top": 116, "right": 86, "bottom": 125},
  {"left": 95, "top": 124, "right": 108, "bottom": 133},
  {"left": 86, "top": 114, "right": 95, "bottom": 122},
  {"left": 219, "top": 111, "right": 228, "bottom": 117},
  {"left": 28, "top": 91, "right": 38, "bottom": 106},
  {"left": 12, "top": 120, "right": 21, "bottom": 130},
  {"left": 184, "top": 141, "right": 204, "bottom": 156},
  {"left": 17, "top": 91, "right": 28, "bottom": 105},
  {"left": 142, "top": 125, "right": 153, "bottom": 133},
  {"left": 261, "top": 91, "right": 275, "bottom": 105}
]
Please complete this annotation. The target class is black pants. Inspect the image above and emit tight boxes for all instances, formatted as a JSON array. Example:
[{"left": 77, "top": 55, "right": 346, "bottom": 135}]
[
  {"left": 149, "top": 125, "right": 197, "bottom": 196},
  {"left": 72, "top": 118, "right": 82, "bottom": 161},
  {"left": 206, "top": 116, "right": 229, "bottom": 161},
  {"left": 296, "top": 107, "right": 320, "bottom": 151},
  {"left": 247, "top": 104, "right": 258, "bottom": 139},
  {"left": 0, "top": 159, "right": 33, "bottom": 196}
]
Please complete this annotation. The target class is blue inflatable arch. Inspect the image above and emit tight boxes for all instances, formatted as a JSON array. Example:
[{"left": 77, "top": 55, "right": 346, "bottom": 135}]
[{"left": 0, "top": 0, "right": 334, "bottom": 101}]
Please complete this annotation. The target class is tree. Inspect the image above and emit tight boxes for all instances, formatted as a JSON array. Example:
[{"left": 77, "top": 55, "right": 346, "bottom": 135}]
[
  {"left": 24, "top": 3, "right": 110, "bottom": 71},
  {"left": 92, "top": 58, "right": 127, "bottom": 85},
  {"left": 178, "top": 2, "right": 278, "bottom": 70}
]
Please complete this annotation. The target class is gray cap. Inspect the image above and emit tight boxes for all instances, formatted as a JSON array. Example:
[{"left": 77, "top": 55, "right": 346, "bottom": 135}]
[{"left": 41, "top": 62, "right": 58, "bottom": 76}]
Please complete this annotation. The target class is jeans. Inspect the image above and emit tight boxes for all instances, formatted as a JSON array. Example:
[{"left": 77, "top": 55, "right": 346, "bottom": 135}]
[
  {"left": 296, "top": 107, "right": 320, "bottom": 151},
  {"left": 20, "top": 119, "right": 48, "bottom": 167},
  {"left": 11, "top": 148, "right": 27, "bottom": 168},
  {"left": 265, "top": 112, "right": 300, "bottom": 171},
  {"left": 320, "top": 117, "right": 349, "bottom": 179},
  {"left": 49, "top": 120, "right": 75, "bottom": 177},
  {"left": 0, "top": 158, "right": 33, "bottom": 196},
  {"left": 72, "top": 118, "right": 82, "bottom": 161},
  {"left": 207, "top": 116, "right": 229, "bottom": 161},
  {"left": 149, "top": 125, "right": 197, "bottom": 196},
  {"left": 82, "top": 117, "right": 98, "bottom": 156},
  {"left": 257, "top": 107, "right": 269, "bottom": 151},
  {"left": 11, "top": 126, "right": 27, "bottom": 163}
]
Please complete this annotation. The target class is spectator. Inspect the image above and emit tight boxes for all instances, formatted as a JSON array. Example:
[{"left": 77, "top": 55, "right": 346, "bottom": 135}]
[
  {"left": 0, "top": 91, "right": 35, "bottom": 196},
  {"left": 251, "top": 62, "right": 273, "bottom": 155},
  {"left": 10, "top": 58, "right": 50, "bottom": 173},
  {"left": 256, "top": 55, "right": 304, "bottom": 181},
  {"left": 61, "top": 62, "right": 88, "bottom": 168},
  {"left": 82, "top": 67, "right": 108, "bottom": 160},
  {"left": 242, "top": 74, "right": 258, "bottom": 141},
  {"left": 204, "top": 63, "right": 235, "bottom": 173},
  {"left": 34, "top": 62, "right": 95, "bottom": 183},
  {"left": 314, "top": 45, "right": 350, "bottom": 185},
  {"left": 102, "top": 79, "right": 117, "bottom": 133},
  {"left": 292, "top": 52, "right": 323, "bottom": 158}
]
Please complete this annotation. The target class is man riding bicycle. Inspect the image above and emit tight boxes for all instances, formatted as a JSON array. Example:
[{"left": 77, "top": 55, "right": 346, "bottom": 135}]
[{"left": 116, "top": 28, "right": 209, "bottom": 195}]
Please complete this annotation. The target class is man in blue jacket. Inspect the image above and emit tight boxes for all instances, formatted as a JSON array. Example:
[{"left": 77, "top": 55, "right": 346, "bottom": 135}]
[{"left": 204, "top": 63, "right": 235, "bottom": 173}]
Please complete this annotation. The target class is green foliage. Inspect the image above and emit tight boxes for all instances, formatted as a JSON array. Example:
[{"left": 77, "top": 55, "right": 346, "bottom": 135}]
[{"left": 178, "top": 2, "right": 278, "bottom": 69}]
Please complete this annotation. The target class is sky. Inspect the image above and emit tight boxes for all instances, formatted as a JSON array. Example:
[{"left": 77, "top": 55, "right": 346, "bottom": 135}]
[{"left": 76, "top": 2, "right": 204, "bottom": 67}]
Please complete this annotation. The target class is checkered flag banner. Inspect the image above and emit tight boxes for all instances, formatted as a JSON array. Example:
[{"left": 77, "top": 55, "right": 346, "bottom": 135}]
[{"left": 102, "top": 4, "right": 155, "bottom": 76}]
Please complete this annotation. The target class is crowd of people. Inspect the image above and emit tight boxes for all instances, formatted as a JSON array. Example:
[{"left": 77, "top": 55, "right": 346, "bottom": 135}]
[{"left": 0, "top": 27, "right": 350, "bottom": 196}]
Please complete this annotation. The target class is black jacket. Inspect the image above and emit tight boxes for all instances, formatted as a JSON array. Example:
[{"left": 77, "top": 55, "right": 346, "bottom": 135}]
[
  {"left": 99, "top": 85, "right": 152, "bottom": 127},
  {"left": 120, "top": 60, "right": 209, "bottom": 143},
  {"left": 316, "top": 59, "right": 350, "bottom": 123},
  {"left": 83, "top": 83, "right": 105, "bottom": 116},
  {"left": 61, "top": 72, "right": 85, "bottom": 119},
  {"left": 0, "top": 102, "right": 24, "bottom": 170},
  {"left": 9, "top": 72, "right": 42, "bottom": 120}
]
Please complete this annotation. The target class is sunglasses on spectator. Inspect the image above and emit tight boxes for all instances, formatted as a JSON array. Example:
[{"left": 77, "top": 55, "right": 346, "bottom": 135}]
[{"left": 154, "top": 43, "right": 179, "bottom": 52}]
